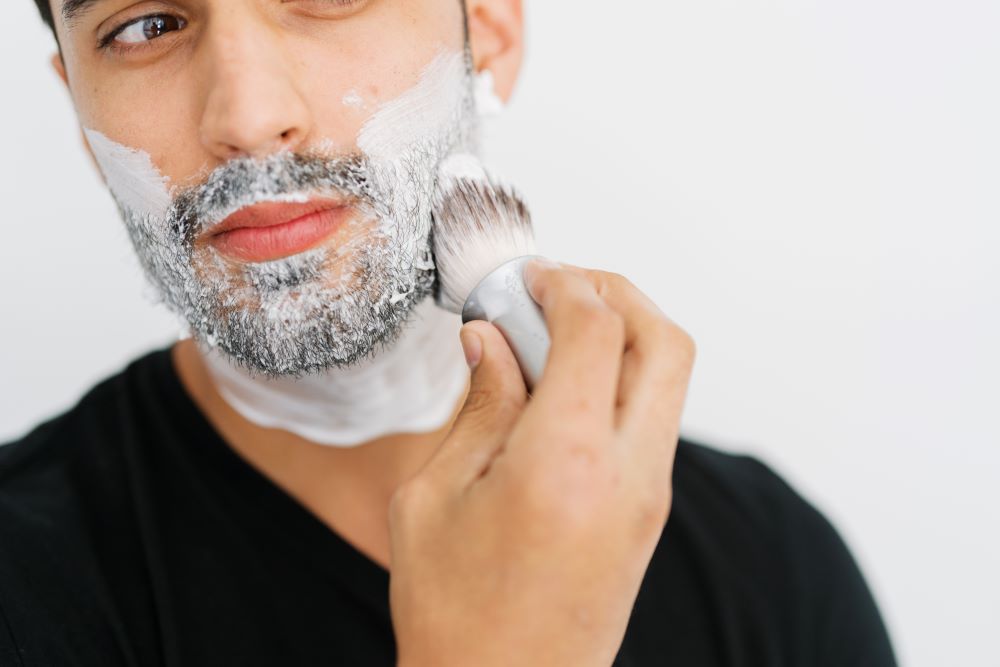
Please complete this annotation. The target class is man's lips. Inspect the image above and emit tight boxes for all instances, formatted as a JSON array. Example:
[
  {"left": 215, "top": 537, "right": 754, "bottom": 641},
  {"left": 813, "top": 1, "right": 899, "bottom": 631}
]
[{"left": 207, "top": 199, "right": 351, "bottom": 263}]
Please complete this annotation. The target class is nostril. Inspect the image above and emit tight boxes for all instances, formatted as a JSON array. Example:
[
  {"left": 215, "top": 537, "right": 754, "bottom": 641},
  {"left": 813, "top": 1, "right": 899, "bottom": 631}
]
[{"left": 276, "top": 129, "right": 302, "bottom": 151}]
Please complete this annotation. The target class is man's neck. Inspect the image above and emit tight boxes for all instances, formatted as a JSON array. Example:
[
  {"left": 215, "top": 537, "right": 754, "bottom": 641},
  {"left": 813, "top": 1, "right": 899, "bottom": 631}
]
[
  {"left": 198, "top": 298, "right": 471, "bottom": 446},
  {"left": 170, "top": 334, "right": 469, "bottom": 571}
]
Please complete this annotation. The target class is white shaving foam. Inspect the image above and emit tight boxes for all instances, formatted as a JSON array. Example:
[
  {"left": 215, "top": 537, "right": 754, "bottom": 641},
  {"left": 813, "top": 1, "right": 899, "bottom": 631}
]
[
  {"left": 84, "top": 129, "right": 172, "bottom": 219},
  {"left": 203, "top": 298, "right": 468, "bottom": 446},
  {"left": 359, "top": 52, "right": 468, "bottom": 161},
  {"left": 473, "top": 69, "right": 506, "bottom": 117}
]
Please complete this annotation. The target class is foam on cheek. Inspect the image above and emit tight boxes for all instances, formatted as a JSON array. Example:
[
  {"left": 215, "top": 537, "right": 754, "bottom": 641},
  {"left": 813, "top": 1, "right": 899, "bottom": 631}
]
[
  {"left": 349, "top": 49, "right": 472, "bottom": 290},
  {"left": 83, "top": 129, "right": 172, "bottom": 219},
  {"left": 82, "top": 51, "right": 469, "bottom": 223},
  {"left": 358, "top": 51, "right": 468, "bottom": 161}
]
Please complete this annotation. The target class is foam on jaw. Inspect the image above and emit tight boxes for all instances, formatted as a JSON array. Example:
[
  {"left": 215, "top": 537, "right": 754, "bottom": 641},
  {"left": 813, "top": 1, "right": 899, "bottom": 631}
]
[{"left": 202, "top": 297, "right": 468, "bottom": 446}]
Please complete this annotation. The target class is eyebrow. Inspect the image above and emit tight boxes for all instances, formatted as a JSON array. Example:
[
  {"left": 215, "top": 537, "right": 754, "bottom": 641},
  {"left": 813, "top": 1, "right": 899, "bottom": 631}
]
[{"left": 62, "top": 0, "right": 105, "bottom": 26}]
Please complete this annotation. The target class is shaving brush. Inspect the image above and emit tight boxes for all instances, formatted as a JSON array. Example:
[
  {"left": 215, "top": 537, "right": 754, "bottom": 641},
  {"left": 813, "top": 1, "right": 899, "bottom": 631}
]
[{"left": 431, "top": 154, "right": 551, "bottom": 389}]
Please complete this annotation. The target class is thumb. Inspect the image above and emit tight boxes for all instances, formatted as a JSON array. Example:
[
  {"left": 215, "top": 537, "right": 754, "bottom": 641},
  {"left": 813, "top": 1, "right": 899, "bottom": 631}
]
[{"left": 426, "top": 320, "right": 528, "bottom": 490}]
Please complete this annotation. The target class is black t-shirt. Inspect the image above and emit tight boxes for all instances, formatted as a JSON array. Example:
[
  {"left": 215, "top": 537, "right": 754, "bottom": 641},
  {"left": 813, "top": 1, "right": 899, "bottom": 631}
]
[{"left": 0, "top": 348, "right": 896, "bottom": 666}]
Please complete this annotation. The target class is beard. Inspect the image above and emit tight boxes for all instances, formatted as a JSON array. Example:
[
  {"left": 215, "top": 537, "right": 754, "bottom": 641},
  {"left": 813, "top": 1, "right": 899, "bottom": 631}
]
[
  {"left": 123, "top": 152, "right": 434, "bottom": 375},
  {"left": 99, "top": 53, "right": 477, "bottom": 377}
]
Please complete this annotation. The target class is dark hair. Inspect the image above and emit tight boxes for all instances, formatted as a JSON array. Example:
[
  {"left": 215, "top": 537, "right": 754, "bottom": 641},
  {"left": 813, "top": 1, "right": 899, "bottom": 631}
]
[{"left": 33, "top": 0, "right": 55, "bottom": 32}]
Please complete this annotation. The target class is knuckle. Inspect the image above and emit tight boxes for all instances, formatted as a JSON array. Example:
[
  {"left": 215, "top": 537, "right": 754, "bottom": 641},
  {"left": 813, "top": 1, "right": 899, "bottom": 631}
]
[
  {"left": 388, "top": 479, "right": 433, "bottom": 523},
  {"left": 598, "top": 270, "right": 635, "bottom": 294},
  {"left": 387, "top": 485, "right": 410, "bottom": 521},
  {"left": 632, "top": 482, "right": 673, "bottom": 540},
  {"left": 634, "top": 495, "right": 671, "bottom": 541},
  {"left": 646, "top": 319, "right": 696, "bottom": 368},
  {"left": 669, "top": 327, "right": 697, "bottom": 365},
  {"left": 647, "top": 316, "right": 675, "bottom": 346}
]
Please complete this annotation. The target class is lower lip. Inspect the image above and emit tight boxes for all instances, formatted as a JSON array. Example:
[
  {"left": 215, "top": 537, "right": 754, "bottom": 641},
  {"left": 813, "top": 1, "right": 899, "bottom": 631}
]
[{"left": 210, "top": 207, "right": 350, "bottom": 263}]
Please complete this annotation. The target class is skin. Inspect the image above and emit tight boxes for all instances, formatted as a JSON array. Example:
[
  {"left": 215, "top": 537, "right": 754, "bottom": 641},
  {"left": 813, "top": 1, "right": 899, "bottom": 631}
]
[
  {"left": 392, "top": 263, "right": 695, "bottom": 667},
  {"left": 48, "top": 1, "right": 697, "bottom": 664},
  {"left": 49, "top": 0, "right": 523, "bottom": 569}
]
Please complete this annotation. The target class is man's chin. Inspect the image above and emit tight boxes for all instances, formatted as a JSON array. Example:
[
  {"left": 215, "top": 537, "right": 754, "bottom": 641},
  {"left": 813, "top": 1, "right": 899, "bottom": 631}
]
[{"left": 187, "top": 270, "right": 434, "bottom": 378}]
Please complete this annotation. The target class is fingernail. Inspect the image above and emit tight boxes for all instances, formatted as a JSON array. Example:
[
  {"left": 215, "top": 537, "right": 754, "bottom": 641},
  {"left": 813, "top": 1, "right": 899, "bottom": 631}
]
[{"left": 460, "top": 329, "right": 482, "bottom": 369}]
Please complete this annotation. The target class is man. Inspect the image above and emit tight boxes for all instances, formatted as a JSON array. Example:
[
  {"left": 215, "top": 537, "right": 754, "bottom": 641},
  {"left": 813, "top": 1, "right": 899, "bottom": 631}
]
[{"left": 0, "top": 1, "right": 896, "bottom": 665}]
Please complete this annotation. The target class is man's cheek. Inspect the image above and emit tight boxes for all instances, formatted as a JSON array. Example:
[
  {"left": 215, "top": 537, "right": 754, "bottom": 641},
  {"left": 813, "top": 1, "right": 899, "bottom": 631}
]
[{"left": 83, "top": 128, "right": 173, "bottom": 219}]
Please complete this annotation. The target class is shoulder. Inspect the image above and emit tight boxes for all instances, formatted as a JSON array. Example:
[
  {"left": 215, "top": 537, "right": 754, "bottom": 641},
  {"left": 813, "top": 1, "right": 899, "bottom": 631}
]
[
  {"left": 0, "top": 348, "right": 171, "bottom": 569},
  {"left": 671, "top": 436, "right": 861, "bottom": 583},
  {"left": 665, "top": 437, "right": 897, "bottom": 665},
  {"left": 0, "top": 347, "right": 171, "bottom": 480},
  {"left": 0, "top": 350, "right": 169, "bottom": 666},
  {"left": 0, "top": 354, "right": 140, "bottom": 517},
  {"left": 673, "top": 437, "right": 830, "bottom": 539}
]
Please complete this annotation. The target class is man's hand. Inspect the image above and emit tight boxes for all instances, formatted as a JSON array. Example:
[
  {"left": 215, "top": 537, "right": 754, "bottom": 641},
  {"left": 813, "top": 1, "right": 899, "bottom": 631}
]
[{"left": 388, "top": 261, "right": 696, "bottom": 667}]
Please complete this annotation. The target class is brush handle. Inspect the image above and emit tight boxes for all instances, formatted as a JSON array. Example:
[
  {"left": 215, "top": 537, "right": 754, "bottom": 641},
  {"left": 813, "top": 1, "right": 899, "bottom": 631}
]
[{"left": 461, "top": 255, "right": 550, "bottom": 391}]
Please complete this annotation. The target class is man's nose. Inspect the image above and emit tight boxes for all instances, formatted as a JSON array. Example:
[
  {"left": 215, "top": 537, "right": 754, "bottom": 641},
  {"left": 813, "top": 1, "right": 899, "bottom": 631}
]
[{"left": 198, "top": 15, "right": 312, "bottom": 160}]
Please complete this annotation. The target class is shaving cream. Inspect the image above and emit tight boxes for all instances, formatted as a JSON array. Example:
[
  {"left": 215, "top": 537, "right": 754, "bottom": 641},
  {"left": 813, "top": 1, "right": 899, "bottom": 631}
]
[
  {"left": 84, "top": 128, "right": 172, "bottom": 219},
  {"left": 473, "top": 69, "right": 506, "bottom": 117},
  {"left": 84, "top": 49, "right": 490, "bottom": 446},
  {"left": 201, "top": 297, "right": 468, "bottom": 445}
]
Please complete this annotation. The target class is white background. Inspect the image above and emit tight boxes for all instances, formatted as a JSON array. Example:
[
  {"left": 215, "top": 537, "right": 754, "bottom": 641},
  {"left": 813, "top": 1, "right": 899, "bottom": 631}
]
[{"left": 1, "top": 1, "right": 998, "bottom": 665}]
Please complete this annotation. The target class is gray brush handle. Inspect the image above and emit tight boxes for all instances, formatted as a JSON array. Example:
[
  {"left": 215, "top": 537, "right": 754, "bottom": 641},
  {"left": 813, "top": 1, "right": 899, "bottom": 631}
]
[{"left": 461, "top": 255, "right": 550, "bottom": 390}]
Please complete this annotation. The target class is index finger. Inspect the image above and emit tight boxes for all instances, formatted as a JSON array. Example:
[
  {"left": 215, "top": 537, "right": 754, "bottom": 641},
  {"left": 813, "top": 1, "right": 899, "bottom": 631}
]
[{"left": 521, "top": 260, "right": 626, "bottom": 436}]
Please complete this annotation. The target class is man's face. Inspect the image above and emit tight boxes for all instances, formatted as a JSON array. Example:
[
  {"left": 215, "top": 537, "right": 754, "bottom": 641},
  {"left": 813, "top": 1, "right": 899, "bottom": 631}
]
[{"left": 52, "top": 0, "right": 477, "bottom": 375}]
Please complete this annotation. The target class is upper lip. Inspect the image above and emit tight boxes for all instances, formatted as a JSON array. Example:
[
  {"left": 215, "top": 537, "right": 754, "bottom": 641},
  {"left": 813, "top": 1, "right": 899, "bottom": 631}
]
[{"left": 208, "top": 198, "right": 349, "bottom": 237}]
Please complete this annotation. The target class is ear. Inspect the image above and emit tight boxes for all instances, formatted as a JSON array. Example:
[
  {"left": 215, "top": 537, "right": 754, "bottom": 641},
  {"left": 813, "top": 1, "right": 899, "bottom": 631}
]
[
  {"left": 51, "top": 53, "right": 103, "bottom": 176},
  {"left": 51, "top": 52, "right": 69, "bottom": 86},
  {"left": 466, "top": 0, "right": 524, "bottom": 103}
]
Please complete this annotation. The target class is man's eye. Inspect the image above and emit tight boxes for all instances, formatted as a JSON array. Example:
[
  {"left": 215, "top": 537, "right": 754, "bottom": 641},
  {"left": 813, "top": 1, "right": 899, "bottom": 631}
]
[{"left": 106, "top": 15, "right": 186, "bottom": 47}]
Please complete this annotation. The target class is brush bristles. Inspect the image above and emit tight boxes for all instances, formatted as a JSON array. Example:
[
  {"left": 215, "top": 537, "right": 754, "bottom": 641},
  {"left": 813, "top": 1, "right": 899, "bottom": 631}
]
[{"left": 432, "top": 155, "right": 537, "bottom": 314}]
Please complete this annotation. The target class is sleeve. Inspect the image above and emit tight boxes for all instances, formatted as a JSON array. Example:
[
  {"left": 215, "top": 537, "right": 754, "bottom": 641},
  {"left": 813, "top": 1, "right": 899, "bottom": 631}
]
[{"left": 756, "top": 458, "right": 899, "bottom": 667}]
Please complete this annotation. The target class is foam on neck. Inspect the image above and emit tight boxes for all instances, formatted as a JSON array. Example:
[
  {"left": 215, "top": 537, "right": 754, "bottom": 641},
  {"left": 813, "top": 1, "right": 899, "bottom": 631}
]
[{"left": 199, "top": 297, "right": 469, "bottom": 446}]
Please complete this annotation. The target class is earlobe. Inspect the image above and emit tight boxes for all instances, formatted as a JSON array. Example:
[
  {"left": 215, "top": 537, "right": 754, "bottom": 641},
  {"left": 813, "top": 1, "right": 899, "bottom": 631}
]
[
  {"left": 50, "top": 53, "right": 69, "bottom": 87},
  {"left": 466, "top": 0, "right": 524, "bottom": 104}
]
